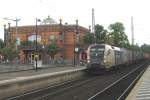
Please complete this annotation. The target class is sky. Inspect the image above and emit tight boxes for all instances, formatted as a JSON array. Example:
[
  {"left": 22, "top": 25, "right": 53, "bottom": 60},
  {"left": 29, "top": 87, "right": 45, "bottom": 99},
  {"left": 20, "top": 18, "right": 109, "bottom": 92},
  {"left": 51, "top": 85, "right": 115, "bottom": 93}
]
[{"left": 0, "top": 0, "right": 150, "bottom": 46}]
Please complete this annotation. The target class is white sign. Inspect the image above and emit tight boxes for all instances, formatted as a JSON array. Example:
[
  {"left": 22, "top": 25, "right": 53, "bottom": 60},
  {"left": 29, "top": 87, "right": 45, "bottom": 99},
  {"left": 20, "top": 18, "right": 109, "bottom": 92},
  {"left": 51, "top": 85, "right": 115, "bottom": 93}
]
[
  {"left": 75, "top": 47, "right": 79, "bottom": 52},
  {"left": 28, "top": 34, "right": 41, "bottom": 42},
  {"left": 16, "top": 37, "right": 20, "bottom": 45}
]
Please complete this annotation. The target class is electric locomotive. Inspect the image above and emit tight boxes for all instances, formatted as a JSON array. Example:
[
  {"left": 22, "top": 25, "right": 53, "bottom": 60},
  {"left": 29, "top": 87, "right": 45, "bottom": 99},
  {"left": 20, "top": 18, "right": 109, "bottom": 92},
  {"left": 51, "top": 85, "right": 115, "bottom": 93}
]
[{"left": 86, "top": 44, "right": 145, "bottom": 74}]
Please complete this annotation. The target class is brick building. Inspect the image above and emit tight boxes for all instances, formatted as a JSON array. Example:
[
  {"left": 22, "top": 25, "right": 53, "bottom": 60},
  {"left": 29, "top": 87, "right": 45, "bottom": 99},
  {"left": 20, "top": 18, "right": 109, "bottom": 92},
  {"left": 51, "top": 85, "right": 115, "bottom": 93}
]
[{"left": 4, "top": 17, "right": 89, "bottom": 64}]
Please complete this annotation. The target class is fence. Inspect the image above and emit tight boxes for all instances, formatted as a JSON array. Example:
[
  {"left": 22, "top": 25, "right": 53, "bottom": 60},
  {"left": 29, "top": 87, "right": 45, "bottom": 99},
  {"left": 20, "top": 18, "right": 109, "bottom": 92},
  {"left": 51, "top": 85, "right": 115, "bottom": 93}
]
[{"left": 0, "top": 59, "right": 83, "bottom": 73}]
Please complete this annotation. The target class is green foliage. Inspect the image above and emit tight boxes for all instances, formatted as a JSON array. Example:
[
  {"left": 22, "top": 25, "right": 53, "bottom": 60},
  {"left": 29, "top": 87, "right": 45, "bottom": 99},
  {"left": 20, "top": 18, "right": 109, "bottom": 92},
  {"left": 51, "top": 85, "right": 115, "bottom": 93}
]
[
  {"left": 141, "top": 44, "right": 150, "bottom": 53},
  {"left": 95, "top": 24, "right": 107, "bottom": 43},
  {"left": 108, "top": 22, "right": 130, "bottom": 48},
  {"left": 21, "top": 41, "right": 33, "bottom": 46},
  {"left": 83, "top": 24, "right": 108, "bottom": 45},
  {"left": 47, "top": 44, "right": 59, "bottom": 59},
  {"left": 83, "top": 22, "right": 131, "bottom": 49},
  {"left": 127, "top": 43, "right": 142, "bottom": 51},
  {"left": 0, "top": 39, "right": 4, "bottom": 49},
  {"left": 1, "top": 48, "right": 19, "bottom": 60},
  {"left": 109, "top": 22, "right": 125, "bottom": 32},
  {"left": 83, "top": 32, "right": 93, "bottom": 45}
]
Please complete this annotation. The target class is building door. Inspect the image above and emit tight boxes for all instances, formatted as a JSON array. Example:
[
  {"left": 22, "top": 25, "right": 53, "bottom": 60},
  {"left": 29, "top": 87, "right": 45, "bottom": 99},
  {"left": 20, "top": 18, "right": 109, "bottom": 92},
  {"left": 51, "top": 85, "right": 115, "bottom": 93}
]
[{"left": 27, "top": 52, "right": 34, "bottom": 64}]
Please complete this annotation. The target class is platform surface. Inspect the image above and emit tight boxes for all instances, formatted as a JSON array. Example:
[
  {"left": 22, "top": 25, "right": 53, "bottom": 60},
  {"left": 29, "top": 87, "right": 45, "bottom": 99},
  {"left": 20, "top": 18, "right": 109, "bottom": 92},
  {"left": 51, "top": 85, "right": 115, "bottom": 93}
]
[
  {"left": 126, "top": 65, "right": 150, "bottom": 100},
  {"left": 0, "top": 65, "right": 86, "bottom": 82}
]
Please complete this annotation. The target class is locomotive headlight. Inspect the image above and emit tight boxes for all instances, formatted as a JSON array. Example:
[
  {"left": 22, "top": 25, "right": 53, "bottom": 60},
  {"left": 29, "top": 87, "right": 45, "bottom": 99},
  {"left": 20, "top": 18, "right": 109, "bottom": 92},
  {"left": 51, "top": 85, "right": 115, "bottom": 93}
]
[
  {"left": 87, "top": 59, "right": 90, "bottom": 63},
  {"left": 104, "top": 56, "right": 107, "bottom": 63}
]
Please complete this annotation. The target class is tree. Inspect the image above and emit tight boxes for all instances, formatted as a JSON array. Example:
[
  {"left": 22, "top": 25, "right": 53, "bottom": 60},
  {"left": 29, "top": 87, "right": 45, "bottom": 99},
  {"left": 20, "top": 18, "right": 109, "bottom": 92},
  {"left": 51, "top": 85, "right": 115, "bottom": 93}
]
[
  {"left": 1, "top": 48, "right": 19, "bottom": 61},
  {"left": 47, "top": 44, "right": 59, "bottom": 59},
  {"left": 83, "top": 25, "right": 108, "bottom": 45},
  {"left": 133, "top": 44, "right": 141, "bottom": 51},
  {"left": 83, "top": 32, "right": 93, "bottom": 45},
  {"left": 95, "top": 24, "right": 108, "bottom": 43},
  {"left": 0, "top": 39, "right": 4, "bottom": 49},
  {"left": 108, "top": 22, "right": 130, "bottom": 48},
  {"left": 141, "top": 44, "right": 150, "bottom": 53},
  {"left": 21, "top": 41, "right": 32, "bottom": 46}
]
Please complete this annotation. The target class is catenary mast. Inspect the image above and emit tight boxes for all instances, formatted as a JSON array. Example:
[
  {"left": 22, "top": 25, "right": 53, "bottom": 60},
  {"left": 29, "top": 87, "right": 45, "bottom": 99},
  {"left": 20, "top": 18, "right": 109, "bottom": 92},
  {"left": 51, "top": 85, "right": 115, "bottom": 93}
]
[
  {"left": 92, "top": 8, "right": 96, "bottom": 43},
  {"left": 131, "top": 16, "right": 134, "bottom": 45}
]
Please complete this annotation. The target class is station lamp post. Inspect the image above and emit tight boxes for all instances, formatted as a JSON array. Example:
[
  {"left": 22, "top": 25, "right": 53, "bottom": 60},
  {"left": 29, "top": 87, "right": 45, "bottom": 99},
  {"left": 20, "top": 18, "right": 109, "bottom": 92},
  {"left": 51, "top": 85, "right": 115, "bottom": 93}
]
[
  {"left": 35, "top": 18, "right": 41, "bottom": 71},
  {"left": 3, "top": 24, "right": 6, "bottom": 47},
  {"left": 74, "top": 19, "right": 79, "bottom": 67}
]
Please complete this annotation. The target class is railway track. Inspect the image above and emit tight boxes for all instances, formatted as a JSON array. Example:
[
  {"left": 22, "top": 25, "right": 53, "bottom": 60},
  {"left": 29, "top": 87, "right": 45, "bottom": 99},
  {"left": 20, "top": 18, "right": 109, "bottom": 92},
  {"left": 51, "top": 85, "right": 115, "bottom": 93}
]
[
  {"left": 6, "top": 60, "right": 150, "bottom": 100},
  {"left": 5, "top": 74, "right": 96, "bottom": 100},
  {"left": 88, "top": 61, "right": 149, "bottom": 100}
]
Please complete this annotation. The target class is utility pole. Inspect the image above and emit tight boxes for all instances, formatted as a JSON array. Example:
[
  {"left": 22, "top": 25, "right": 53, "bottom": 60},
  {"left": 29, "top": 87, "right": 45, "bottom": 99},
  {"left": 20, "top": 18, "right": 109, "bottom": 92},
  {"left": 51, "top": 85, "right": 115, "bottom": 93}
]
[
  {"left": 73, "top": 20, "right": 76, "bottom": 67},
  {"left": 89, "top": 25, "right": 91, "bottom": 32},
  {"left": 35, "top": 18, "right": 41, "bottom": 71},
  {"left": 73, "top": 19, "right": 79, "bottom": 67},
  {"left": 35, "top": 18, "right": 38, "bottom": 71},
  {"left": 92, "top": 8, "right": 96, "bottom": 44},
  {"left": 131, "top": 16, "right": 134, "bottom": 62},
  {"left": 3, "top": 24, "right": 6, "bottom": 47},
  {"left": 59, "top": 18, "right": 65, "bottom": 64},
  {"left": 131, "top": 16, "right": 134, "bottom": 45},
  {"left": 8, "top": 23, "right": 11, "bottom": 47},
  {"left": 3, "top": 17, "right": 21, "bottom": 50}
]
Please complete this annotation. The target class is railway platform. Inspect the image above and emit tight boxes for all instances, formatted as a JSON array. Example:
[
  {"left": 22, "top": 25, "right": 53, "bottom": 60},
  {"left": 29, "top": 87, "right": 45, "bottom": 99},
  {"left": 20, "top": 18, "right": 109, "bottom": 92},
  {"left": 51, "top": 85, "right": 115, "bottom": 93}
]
[
  {"left": 126, "top": 65, "right": 150, "bottom": 100},
  {"left": 0, "top": 65, "right": 86, "bottom": 81},
  {"left": 0, "top": 64, "right": 86, "bottom": 99}
]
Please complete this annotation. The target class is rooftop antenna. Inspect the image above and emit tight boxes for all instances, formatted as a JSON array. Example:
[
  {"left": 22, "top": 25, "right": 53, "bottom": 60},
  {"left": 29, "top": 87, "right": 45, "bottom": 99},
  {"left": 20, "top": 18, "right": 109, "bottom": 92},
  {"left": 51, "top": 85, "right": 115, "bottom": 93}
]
[{"left": 92, "top": 8, "right": 96, "bottom": 44}]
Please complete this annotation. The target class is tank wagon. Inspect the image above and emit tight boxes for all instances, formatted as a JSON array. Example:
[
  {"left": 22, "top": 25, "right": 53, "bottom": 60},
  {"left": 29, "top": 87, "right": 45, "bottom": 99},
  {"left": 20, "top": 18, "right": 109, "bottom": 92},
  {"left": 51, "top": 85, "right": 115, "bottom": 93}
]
[{"left": 87, "top": 44, "right": 147, "bottom": 74}]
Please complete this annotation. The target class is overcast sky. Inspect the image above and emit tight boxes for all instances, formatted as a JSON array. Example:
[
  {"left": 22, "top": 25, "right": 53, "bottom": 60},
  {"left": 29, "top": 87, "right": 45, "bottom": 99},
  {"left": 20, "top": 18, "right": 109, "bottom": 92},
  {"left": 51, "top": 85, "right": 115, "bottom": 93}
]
[{"left": 0, "top": 0, "right": 150, "bottom": 45}]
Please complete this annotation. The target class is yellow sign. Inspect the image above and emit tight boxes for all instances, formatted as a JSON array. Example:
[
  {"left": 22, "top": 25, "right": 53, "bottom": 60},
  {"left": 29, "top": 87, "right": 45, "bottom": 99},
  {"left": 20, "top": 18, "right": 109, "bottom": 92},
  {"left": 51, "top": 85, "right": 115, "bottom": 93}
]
[
  {"left": 35, "top": 55, "right": 38, "bottom": 58},
  {"left": 34, "top": 55, "right": 39, "bottom": 60}
]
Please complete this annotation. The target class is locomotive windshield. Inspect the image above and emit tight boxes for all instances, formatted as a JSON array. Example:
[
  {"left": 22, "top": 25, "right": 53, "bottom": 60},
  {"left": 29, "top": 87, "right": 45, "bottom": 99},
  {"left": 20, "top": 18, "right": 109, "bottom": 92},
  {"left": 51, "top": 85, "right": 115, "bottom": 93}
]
[{"left": 90, "top": 45, "right": 104, "bottom": 59}]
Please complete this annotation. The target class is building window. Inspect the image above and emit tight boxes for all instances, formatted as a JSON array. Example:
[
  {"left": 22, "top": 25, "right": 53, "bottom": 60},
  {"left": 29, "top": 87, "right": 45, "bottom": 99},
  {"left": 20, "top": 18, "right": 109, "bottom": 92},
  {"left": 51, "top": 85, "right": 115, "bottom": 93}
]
[
  {"left": 59, "top": 32, "right": 64, "bottom": 42},
  {"left": 50, "top": 34, "right": 57, "bottom": 43},
  {"left": 50, "top": 35, "right": 55, "bottom": 40},
  {"left": 76, "top": 34, "right": 80, "bottom": 43}
]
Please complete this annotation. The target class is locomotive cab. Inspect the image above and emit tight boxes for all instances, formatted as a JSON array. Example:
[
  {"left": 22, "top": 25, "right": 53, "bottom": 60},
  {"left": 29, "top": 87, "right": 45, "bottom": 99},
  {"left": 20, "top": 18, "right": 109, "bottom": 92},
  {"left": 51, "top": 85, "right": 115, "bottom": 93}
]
[{"left": 87, "top": 44, "right": 106, "bottom": 74}]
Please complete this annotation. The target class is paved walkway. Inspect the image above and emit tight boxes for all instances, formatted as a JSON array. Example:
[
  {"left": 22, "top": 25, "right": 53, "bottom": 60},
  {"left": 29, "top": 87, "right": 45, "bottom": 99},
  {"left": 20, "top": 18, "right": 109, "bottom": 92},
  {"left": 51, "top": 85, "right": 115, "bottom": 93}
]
[
  {"left": 0, "top": 63, "right": 77, "bottom": 72},
  {"left": 0, "top": 65, "right": 86, "bottom": 81},
  {"left": 126, "top": 65, "right": 150, "bottom": 100},
  {"left": 0, "top": 64, "right": 34, "bottom": 72}
]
